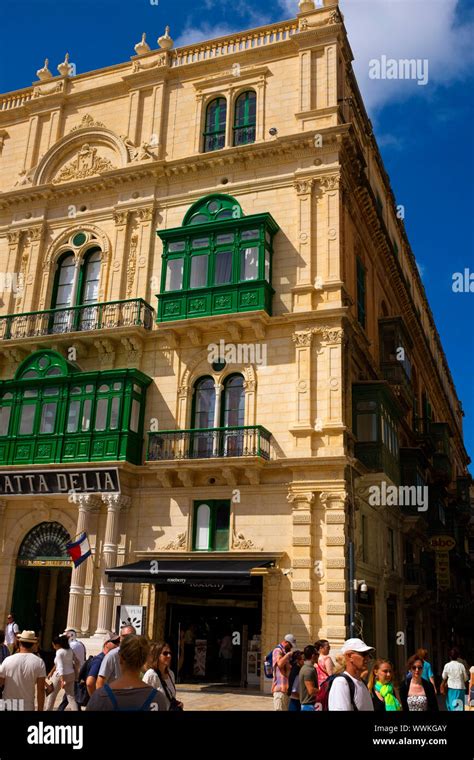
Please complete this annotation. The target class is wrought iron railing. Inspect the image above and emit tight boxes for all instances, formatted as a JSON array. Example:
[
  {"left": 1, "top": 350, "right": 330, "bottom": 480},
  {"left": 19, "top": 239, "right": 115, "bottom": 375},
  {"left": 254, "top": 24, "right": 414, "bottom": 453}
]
[
  {"left": 0, "top": 298, "right": 154, "bottom": 340},
  {"left": 233, "top": 125, "right": 256, "bottom": 146},
  {"left": 147, "top": 425, "right": 272, "bottom": 461}
]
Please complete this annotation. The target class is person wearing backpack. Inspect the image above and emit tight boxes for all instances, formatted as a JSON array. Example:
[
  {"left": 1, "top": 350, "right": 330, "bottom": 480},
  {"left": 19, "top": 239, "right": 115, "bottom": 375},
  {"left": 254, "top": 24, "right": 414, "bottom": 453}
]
[
  {"left": 272, "top": 634, "right": 296, "bottom": 710},
  {"left": 327, "top": 638, "right": 375, "bottom": 711},
  {"left": 86, "top": 635, "right": 167, "bottom": 711},
  {"left": 85, "top": 632, "right": 120, "bottom": 698}
]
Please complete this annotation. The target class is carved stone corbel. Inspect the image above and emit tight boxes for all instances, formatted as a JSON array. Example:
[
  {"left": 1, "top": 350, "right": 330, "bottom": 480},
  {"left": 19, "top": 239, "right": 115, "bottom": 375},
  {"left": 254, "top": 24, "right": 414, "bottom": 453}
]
[
  {"left": 188, "top": 328, "right": 201, "bottom": 347},
  {"left": 177, "top": 470, "right": 194, "bottom": 488},
  {"left": 155, "top": 471, "right": 173, "bottom": 489},
  {"left": 121, "top": 336, "right": 143, "bottom": 368},
  {"left": 222, "top": 467, "right": 237, "bottom": 487},
  {"left": 94, "top": 339, "right": 115, "bottom": 369},
  {"left": 227, "top": 322, "right": 243, "bottom": 342}
]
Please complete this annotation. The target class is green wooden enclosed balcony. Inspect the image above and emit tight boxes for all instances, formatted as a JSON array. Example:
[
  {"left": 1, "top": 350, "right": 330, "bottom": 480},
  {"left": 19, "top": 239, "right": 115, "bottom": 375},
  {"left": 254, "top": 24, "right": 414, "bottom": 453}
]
[
  {"left": 0, "top": 298, "right": 154, "bottom": 341},
  {"left": 0, "top": 350, "right": 151, "bottom": 466},
  {"left": 156, "top": 193, "right": 279, "bottom": 323},
  {"left": 147, "top": 425, "right": 272, "bottom": 461}
]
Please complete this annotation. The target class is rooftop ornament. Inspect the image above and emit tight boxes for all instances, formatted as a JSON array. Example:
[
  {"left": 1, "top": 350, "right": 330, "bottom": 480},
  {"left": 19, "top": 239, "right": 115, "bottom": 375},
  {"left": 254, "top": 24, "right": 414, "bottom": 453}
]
[
  {"left": 298, "top": 0, "right": 316, "bottom": 11},
  {"left": 134, "top": 32, "right": 151, "bottom": 56},
  {"left": 57, "top": 53, "right": 72, "bottom": 77},
  {"left": 158, "top": 26, "right": 173, "bottom": 51},
  {"left": 36, "top": 59, "right": 52, "bottom": 81}
]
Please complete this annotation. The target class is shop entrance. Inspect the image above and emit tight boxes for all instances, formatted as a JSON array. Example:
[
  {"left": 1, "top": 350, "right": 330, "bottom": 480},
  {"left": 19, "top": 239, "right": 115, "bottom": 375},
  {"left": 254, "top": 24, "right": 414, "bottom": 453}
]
[
  {"left": 166, "top": 595, "right": 262, "bottom": 686},
  {"left": 11, "top": 521, "right": 72, "bottom": 656}
]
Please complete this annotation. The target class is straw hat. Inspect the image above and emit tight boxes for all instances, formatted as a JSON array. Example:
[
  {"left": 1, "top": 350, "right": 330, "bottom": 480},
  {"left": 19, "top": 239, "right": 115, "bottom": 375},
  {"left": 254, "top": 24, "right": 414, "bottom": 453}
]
[{"left": 18, "top": 630, "right": 37, "bottom": 643}]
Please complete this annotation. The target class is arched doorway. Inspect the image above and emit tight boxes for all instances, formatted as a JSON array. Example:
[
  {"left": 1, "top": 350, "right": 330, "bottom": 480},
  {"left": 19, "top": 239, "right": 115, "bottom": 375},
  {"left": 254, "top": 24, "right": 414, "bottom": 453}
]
[{"left": 11, "top": 522, "right": 72, "bottom": 653}]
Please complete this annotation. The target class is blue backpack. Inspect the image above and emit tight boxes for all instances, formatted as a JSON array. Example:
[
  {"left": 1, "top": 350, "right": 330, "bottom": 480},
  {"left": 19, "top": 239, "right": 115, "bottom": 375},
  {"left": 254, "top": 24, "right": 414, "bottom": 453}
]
[
  {"left": 264, "top": 644, "right": 284, "bottom": 679},
  {"left": 103, "top": 684, "right": 158, "bottom": 712}
]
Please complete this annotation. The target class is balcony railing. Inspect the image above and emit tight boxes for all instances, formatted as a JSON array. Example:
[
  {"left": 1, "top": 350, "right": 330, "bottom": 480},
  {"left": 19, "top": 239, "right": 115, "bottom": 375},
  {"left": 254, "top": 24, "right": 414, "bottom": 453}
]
[
  {"left": 380, "top": 361, "right": 413, "bottom": 408},
  {"left": 147, "top": 425, "right": 272, "bottom": 461},
  {"left": 0, "top": 299, "right": 154, "bottom": 340}
]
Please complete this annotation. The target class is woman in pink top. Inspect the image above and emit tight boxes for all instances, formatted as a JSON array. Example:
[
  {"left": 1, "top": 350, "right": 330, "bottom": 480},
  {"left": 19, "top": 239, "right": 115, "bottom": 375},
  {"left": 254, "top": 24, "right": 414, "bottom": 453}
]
[{"left": 314, "top": 639, "right": 334, "bottom": 686}]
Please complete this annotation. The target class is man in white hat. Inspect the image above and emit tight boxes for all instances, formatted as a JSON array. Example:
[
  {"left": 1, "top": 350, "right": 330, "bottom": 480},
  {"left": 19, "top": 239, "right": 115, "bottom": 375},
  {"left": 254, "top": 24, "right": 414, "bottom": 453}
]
[
  {"left": 0, "top": 630, "right": 46, "bottom": 711},
  {"left": 328, "top": 638, "right": 375, "bottom": 711}
]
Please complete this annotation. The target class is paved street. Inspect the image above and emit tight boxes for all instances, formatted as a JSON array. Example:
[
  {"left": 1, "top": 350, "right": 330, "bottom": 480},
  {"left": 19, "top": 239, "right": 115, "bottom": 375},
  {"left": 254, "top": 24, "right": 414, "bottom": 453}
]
[{"left": 175, "top": 684, "right": 273, "bottom": 711}]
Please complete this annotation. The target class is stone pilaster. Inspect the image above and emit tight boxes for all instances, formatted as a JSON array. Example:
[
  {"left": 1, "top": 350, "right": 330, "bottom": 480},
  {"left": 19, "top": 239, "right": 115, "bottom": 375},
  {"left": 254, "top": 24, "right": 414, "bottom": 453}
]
[
  {"left": 292, "top": 179, "right": 315, "bottom": 312},
  {"left": 109, "top": 210, "right": 130, "bottom": 299},
  {"left": 316, "top": 173, "right": 341, "bottom": 284},
  {"left": 134, "top": 207, "right": 155, "bottom": 303},
  {"left": 66, "top": 495, "right": 100, "bottom": 631},
  {"left": 288, "top": 490, "right": 315, "bottom": 641},
  {"left": 290, "top": 331, "right": 314, "bottom": 449},
  {"left": 95, "top": 494, "right": 130, "bottom": 634},
  {"left": 319, "top": 491, "right": 348, "bottom": 649}
]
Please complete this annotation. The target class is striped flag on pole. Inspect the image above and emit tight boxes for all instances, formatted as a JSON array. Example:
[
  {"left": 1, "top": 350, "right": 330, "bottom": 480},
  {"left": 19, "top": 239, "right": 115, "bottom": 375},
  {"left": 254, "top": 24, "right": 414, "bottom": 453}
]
[{"left": 66, "top": 532, "right": 91, "bottom": 568}]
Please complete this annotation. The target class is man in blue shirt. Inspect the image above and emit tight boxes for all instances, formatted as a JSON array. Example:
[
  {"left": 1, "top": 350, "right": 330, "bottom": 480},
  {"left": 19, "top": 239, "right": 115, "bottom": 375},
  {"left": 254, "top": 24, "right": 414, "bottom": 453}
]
[{"left": 86, "top": 632, "right": 120, "bottom": 698}]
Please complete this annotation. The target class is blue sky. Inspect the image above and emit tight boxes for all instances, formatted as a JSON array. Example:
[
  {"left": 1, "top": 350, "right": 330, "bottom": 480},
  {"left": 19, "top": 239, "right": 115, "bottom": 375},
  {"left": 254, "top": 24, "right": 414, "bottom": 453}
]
[{"left": 1, "top": 0, "right": 473, "bottom": 469}]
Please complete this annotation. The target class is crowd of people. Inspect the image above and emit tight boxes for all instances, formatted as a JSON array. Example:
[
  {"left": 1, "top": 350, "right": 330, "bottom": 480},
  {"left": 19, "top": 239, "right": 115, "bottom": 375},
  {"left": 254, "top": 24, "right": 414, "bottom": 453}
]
[
  {"left": 0, "top": 613, "right": 183, "bottom": 712},
  {"left": 270, "top": 635, "right": 474, "bottom": 712},
  {"left": 1, "top": 609, "right": 473, "bottom": 713}
]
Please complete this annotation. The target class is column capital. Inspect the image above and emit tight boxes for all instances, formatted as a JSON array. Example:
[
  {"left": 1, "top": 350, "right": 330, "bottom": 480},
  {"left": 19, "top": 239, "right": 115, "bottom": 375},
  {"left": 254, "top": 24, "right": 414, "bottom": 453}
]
[
  {"left": 76, "top": 494, "right": 101, "bottom": 511},
  {"left": 292, "top": 330, "right": 313, "bottom": 347},
  {"left": 319, "top": 491, "right": 349, "bottom": 509},
  {"left": 102, "top": 493, "right": 131, "bottom": 511},
  {"left": 287, "top": 490, "right": 315, "bottom": 508}
]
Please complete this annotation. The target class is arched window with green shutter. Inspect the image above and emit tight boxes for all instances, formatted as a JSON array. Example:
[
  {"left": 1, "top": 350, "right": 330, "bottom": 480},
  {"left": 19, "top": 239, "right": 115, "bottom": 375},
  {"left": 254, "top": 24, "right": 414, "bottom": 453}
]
[
  {"left": 203, "top": 97, "right": 227, "bottom": 152},
  {"left": 233, "top": 91, "right": 256, "bottom": 146}
]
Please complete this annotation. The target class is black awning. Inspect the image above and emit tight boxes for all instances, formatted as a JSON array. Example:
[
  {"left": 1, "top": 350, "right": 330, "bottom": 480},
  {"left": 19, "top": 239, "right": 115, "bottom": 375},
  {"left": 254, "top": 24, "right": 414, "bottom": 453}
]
[{"left": 106, "top": 557, "right": 277, "bottom": 587}]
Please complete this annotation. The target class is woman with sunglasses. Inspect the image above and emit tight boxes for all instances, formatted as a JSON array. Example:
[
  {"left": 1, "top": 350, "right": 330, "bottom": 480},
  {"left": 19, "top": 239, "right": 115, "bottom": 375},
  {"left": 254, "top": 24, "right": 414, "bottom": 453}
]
[
  {"left": 143, "top": 642, "right": 184, "bottom": 711},
  {"left": 399, "top": 655, "right": 439, "bottom": 712}
]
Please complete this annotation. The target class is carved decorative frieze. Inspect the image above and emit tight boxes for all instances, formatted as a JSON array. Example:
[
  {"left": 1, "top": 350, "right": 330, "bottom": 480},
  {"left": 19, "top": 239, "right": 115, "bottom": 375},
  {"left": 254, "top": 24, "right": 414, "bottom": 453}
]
[
  {"left": 163, "top": 531, "right": 187, "bottom": 550},
  {"left": 53, "top": 144, "right": 116, "bottom": 184},
  {"left": 126, "top": 234, "right": 139, "bottom": 298},
  {"left": 232, "top": 531, "right": 262, "bottom": 551}
]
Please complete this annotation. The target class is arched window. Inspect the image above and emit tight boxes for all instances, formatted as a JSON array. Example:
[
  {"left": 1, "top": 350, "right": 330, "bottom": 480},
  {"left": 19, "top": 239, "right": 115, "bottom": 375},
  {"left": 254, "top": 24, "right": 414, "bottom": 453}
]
[
  {"left": 203, "top": 98, "right": 227, "bottom": 153},
  {"left": 233, "top": 91, "right": 256, "bottom": 146},
  {"left": 194, "top": 503, "right": 211, "bottom": 550},
  {"left": 52, "top": 253, "right": 75, "bottom": 310},
  {"left": 192, "top": 377, "right": 216, "bottom": 457},
  {"left": 221, "top": 374, "right": 245, "bottom": 427},
  {"left": 51, "top": 236, "right": 102, "bottom": 332},
  {"left": 221, "top": 374, "right": 245, "bottom": 456},
  {"left": 18, "top": 522, "right": 71, "bottom": 561}
]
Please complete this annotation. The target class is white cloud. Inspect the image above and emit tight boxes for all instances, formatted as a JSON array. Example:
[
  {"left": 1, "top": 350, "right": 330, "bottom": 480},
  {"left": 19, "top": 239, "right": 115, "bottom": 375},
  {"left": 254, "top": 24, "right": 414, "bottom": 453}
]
[
  {"left": 339, "top": 0, "right": 474, "bottom": 113},
  {"left": 175, "top": 23, "right": 238, "bottom": 48}
]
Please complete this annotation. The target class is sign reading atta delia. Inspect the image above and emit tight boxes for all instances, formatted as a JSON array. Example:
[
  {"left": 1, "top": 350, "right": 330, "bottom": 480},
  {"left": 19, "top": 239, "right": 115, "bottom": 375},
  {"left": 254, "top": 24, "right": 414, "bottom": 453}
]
[{"left": 0, "top": 467, "right": 120, "bottom": 496}]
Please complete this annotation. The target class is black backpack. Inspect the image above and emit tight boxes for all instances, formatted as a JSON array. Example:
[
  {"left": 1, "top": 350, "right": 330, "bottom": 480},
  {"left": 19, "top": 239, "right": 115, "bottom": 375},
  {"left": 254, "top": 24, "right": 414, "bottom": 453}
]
[{"left": 76, "top": 655, "right": 95, "bottom": 707}]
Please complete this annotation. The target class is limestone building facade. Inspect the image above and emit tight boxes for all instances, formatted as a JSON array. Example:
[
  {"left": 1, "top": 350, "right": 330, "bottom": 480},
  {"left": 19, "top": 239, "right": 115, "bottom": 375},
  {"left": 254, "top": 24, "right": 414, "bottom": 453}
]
[{"left": 0, "top": 0, "right": 471, "bottom": 685}]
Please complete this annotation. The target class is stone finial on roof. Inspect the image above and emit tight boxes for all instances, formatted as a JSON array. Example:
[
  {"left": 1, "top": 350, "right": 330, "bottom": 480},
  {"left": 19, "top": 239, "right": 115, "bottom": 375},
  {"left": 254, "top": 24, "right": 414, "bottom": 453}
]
[
  {"left": 299, "top": 0, "right": 316, "bottom": 11},
  {"left": 158, "top": 26, "right": 173, "bottom": 50},
  {"left": 57, "top": 53, "right": 71, "bottom": 77},
  {"left": 36, "top": 58, "right": 52, "bottom": 81},
  {"left": 134, "top": 32, "right": 151, "bottom": 56}
]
